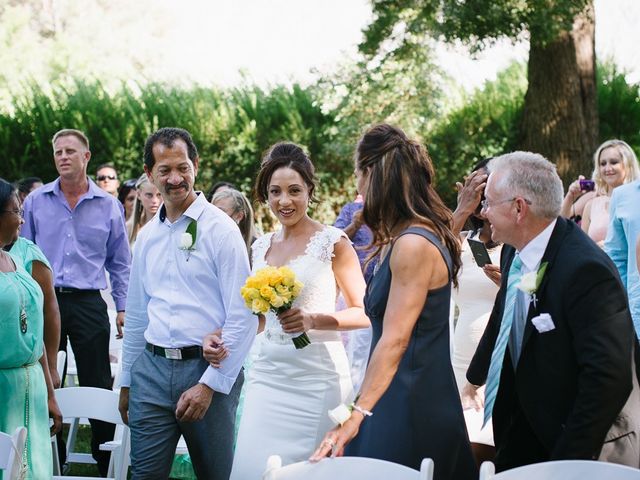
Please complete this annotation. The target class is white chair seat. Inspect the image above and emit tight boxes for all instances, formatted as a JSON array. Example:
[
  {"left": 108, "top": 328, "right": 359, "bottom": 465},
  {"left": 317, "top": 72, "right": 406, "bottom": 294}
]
[
  {"left": 263, "top": 455, "right": 433, "bottom": 480},
  {"left": 479, "top": 460, "right": 640, "bottom": 479}
]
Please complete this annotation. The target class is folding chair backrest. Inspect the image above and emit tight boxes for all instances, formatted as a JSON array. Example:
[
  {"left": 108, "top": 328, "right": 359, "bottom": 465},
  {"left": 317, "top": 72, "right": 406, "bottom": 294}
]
[
  {"left": 56, "top": 350, "right": 66, "bottom": 381},
  {"left": 264, "top": 455, "right": 433, "bottom": 480},
  {"left": 0, "top": 427, "right": 27, "bottom": 480},
  {"left": 55, "top": 387, "right": 123, "bottom": 425},
  {"left": 480, "top": 460, "right": 640, "bottom": 480}
]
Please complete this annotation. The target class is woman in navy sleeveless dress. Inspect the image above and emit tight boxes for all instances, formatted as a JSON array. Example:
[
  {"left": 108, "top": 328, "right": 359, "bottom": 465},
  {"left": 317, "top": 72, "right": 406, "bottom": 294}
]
[{"left": 312, "top": 124, "right": 476, "bottom": 480}]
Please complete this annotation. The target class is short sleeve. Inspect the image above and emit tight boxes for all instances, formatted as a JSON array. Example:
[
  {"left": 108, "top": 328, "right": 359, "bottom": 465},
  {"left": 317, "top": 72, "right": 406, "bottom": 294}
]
[
  {"left": 9, "top": 237, "right": 51, "bottom": 275},
  {"left": 306, "top": 226, "right": 348, "bottom": 264}
]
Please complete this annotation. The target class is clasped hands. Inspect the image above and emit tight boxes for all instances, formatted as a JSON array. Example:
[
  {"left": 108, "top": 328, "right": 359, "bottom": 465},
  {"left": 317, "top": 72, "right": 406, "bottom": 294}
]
[{"left": 203, "top": 308, "right": 314, "bottom": 367}]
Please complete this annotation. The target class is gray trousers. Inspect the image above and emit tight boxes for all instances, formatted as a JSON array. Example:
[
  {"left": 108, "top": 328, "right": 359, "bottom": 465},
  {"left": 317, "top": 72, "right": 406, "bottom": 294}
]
[{"left": 129, "top": 349, "right": 243, "bottom": 480}]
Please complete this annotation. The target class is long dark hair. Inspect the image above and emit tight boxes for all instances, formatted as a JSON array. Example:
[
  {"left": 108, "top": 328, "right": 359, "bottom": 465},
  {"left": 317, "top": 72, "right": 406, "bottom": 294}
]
[
  {"left": 0, "top": 178, "right": 15, "bottom": 210},
  {"left": 356, "top": 124, "right": 461, "bottom": 286},
  {"left": 254, "top": 142, "right": 317, "bottom": 204}
]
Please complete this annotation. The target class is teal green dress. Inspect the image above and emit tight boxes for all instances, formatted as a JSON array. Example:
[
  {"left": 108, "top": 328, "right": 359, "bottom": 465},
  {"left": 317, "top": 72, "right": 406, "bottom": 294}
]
[
  {"left": 0, "top": 244, "right": 52, "bottom": 480},
  {"left": 9, "top": 237, "right": 51, "bottom": 275}
]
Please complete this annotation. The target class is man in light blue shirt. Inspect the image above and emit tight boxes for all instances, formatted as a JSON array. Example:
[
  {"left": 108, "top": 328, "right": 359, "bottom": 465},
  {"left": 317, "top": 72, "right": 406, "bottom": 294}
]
[
  {"left": 605, "top": 179, "right": 640, "bottom": 337},
  {"left": 119, "top": 127, "right": 256, "bottom": 479}
]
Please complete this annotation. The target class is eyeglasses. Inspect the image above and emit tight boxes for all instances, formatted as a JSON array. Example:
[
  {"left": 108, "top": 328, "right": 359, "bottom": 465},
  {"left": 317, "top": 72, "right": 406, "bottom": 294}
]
[
  {"left": 481, "top": 197, "right": 531, "bottom": 210},
  {"left": 1, "top": 208, "right": 24, "bottom": 217},
  {"left": 97, "top": 175, "right": 117, "bottom": 181},
  {"left": 122, "top": 179, "right": 137, "bottom": 188}
]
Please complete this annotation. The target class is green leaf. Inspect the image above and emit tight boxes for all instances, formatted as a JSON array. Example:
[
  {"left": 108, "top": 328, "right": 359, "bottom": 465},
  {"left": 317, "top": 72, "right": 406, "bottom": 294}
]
[
  {"left": 535, "top": 262, "right": 548, "bottom": 290},
  {"left": 186, "top": 219, "right": 197, "bottom": 248}
]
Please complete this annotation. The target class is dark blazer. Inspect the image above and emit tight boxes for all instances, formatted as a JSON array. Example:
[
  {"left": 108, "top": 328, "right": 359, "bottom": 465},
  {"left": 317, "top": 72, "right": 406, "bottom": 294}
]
[{"left": 467, "top": 217, "right": 640, "bottom": 471}]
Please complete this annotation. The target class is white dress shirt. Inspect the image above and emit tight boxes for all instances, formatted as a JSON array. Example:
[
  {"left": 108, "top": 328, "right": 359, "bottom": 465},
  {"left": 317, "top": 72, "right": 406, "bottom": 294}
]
[
  {"left": 509, "top": 219, "right": 557, "bottom": 364},
  {"left": 121, "top": 192, "right": 257, "bottom": 394}
]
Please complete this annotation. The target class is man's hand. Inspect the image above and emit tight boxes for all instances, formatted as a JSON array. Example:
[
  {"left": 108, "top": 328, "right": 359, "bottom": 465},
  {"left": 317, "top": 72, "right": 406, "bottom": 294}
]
[
  {"left": 460, "top": 382, "right": 485, "bottom": 411},
  {"left": 115, "top": 311, "right": 125, "bottom": 339},
  {"left": 176, "top": 383, "right": 214, "bottom": 422},
  {"left": 118, "top": 387, "right": 130, "bottom": 425}
]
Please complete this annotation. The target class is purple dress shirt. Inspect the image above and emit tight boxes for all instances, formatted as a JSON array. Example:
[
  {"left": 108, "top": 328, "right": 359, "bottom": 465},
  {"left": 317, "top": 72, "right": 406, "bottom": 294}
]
[
  {"left": 21, "top": 178, "right": 131, "bottom": 311},
  {"left": 334, "top": 199, "right": 376, "bottom": 283}
]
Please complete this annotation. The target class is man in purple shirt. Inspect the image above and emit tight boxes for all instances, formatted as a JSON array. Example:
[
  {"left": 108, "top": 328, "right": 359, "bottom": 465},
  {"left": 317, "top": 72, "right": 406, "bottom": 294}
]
[{"left": 22, "top": 129, "right": 131, "bottom": 476}]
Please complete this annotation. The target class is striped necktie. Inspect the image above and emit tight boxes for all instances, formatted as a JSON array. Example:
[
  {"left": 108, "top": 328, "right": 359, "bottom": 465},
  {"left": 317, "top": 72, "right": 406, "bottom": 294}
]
[{"left": 483, "top": 254, "right": 523, "bottom": 428}]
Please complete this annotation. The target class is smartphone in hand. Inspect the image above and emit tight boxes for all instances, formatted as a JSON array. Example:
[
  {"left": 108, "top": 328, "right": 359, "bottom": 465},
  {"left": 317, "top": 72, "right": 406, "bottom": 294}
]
[{"left": 468, "top": 238, "right": 492, "bottom": 267}]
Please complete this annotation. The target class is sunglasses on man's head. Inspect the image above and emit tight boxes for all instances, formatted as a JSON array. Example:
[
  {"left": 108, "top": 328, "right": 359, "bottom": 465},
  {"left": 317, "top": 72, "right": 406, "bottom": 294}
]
[{"left": 97, "top": 175, "right": 117, "bottom": 181}]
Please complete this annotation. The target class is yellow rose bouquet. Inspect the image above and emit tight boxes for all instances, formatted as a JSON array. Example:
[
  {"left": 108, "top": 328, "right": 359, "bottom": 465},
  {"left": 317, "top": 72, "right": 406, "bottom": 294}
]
[{"left": 240, "top": 266, "right": 310, "bottom": 349}]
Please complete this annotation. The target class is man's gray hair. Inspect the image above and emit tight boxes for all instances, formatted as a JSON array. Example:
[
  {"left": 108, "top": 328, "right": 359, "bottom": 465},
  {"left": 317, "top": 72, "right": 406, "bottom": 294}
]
[{"left": 488, "top": 151, "right": 563, "bottom": 219}]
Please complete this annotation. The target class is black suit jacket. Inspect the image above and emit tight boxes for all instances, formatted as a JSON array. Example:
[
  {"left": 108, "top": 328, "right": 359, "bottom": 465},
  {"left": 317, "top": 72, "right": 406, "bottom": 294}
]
[{"left": 467, "top": 217, "right": 639, "bottom": 469}]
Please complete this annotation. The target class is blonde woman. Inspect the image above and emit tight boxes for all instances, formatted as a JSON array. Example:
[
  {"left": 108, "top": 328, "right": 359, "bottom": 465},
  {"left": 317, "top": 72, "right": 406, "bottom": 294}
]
[
  {"left": 127, "top": 174, "right": 162, "bottom": 246},
  {"left": 582, "top": 140, "right": 640, "bottom": 246},
  {"left": 211, "top": 188, "right": 256, "bottom": 254}
]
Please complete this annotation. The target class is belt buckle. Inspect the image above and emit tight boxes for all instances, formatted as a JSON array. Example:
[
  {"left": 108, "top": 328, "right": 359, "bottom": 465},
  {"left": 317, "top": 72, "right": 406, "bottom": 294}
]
[{"left": 165, "top": 348, "right": 182, "bottom": 360}]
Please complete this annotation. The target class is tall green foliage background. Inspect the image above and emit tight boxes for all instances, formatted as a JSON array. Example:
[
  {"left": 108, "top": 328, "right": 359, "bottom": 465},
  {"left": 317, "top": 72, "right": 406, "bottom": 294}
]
[{"left": 1, "top": 61, "right": 639, "bottom": 224}]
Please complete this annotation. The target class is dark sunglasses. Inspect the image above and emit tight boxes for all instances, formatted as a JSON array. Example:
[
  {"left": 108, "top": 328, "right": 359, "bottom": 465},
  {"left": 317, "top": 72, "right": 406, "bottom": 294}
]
[{"left": 97, "top": 175, "right": 117, "bottom": 181}]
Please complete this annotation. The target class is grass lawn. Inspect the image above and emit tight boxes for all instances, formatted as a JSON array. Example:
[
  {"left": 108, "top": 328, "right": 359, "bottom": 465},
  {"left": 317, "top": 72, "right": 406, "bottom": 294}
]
[{"left": 57, "top": 425, "right": 191, "bottom": 479}]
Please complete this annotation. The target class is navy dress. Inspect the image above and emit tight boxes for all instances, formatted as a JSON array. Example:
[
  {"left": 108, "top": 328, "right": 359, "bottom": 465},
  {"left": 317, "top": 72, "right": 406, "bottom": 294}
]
[{"left": 346, "top": 227, "right": 477, "bottom": 480}]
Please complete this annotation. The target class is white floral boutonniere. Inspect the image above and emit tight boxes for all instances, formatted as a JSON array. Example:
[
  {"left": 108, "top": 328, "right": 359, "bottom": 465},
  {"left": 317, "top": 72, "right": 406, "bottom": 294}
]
[
  {"left": 517, "top": 261, "right": 548, "bottom": 308},
  {"left": 178, "top": 219, "right": 197, "bottom": 261}
]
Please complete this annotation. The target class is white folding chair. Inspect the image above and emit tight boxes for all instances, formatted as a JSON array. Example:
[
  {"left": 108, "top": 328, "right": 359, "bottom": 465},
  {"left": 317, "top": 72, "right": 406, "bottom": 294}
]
[
  {"left": 52, "top": 387, "right": 130, "bottom": 480},
  {"left": 263, "top": 455, "right": 434, "bottom": 480},
  {"left": 479, "top": 460, "right": 640, "bottom": 480},
  {"left": 56, "top": 350, "right": 66, "bottom": 381},
  {"left": 0, "top": 427, "right": 27, "bottom": 480}
]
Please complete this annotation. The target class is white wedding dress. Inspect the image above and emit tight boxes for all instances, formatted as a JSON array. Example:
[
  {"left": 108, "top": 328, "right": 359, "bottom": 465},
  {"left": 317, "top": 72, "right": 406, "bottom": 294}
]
[
  {"left": 452, "top": 233, "right": 501, "bottom": 446},
  {"left": 230, "top": 226, "right": 354, "bottom": 479}
]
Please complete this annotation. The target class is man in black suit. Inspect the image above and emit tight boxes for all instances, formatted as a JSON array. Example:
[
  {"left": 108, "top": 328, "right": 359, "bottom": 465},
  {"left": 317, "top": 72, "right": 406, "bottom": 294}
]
[{"left": 462, "top": 151, "right": 640, "bottom": 471}]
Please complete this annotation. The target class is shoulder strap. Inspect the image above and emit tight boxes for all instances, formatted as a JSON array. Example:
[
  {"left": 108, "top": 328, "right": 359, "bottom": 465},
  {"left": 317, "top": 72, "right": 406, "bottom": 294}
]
[{"left": 396, "top": 227, "right": 452, "bottom": 279}]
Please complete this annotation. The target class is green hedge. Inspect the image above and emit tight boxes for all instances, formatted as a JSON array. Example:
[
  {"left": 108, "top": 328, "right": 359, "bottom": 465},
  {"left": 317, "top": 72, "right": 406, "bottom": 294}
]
[{"left": 2, "top": 61, "right": 639, "bottom": 223}]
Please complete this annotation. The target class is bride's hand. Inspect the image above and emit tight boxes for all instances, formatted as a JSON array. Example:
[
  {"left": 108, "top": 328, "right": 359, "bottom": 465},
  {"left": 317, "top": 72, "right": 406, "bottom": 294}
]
[
  {"left": 278, "top": 307, "right": 314, "bottom": 333},
  {"left": 203, "top": 329, "right": 228, "bottom": 367}
]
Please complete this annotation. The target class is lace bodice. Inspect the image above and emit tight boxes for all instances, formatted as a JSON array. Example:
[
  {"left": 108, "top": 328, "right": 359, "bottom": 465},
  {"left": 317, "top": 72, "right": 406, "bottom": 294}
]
[{"left": 251, "top": 226, "right": 346, "bottom": 344}]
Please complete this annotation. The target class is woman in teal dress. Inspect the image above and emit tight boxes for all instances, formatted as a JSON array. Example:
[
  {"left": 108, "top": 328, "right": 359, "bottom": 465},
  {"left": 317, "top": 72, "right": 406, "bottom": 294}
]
[{"left": 0, "top": 179, "right": 61, "bottom": 479}]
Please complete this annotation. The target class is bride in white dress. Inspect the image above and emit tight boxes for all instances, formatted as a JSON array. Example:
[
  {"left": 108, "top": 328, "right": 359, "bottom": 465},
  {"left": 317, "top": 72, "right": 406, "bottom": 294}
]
[{"left": 212, "top": 143, "right": 369, "bottom": 479}]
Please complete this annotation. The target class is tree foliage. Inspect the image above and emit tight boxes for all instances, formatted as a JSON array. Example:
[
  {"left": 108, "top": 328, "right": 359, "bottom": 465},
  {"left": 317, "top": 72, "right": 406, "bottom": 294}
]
[
  {"left": 361, "top": 0, "right": 590, "bottom": 56},
  {"left": 0, "top": 79, "right": 353, "bottom": 227}
]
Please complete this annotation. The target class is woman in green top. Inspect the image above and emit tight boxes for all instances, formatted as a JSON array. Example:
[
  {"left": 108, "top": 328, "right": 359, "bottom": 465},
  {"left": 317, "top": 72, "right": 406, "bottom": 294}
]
[{"left": 0, "top": 178, "right": 61, "bottom": 479}]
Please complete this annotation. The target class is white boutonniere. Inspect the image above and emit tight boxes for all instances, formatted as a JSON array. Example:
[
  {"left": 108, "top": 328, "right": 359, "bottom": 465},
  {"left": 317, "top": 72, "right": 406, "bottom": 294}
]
[
  {"left": 517, "top": 261, "right": 548, "bottom": 308},
  {"left": 178, "top": 219, "right": 197, "bottom": 261}
]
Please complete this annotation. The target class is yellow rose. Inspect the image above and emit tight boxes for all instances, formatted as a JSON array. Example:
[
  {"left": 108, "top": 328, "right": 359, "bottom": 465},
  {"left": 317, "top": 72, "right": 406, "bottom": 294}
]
[
  {"left": 260, "top": 285, "right": 275, "bottom": 300},
  {"left": 267, "top": 270, "right": 284, "bottom": 287},
  {"left": 270, "top": 295, "right": 285, "bottom": 308},
  {"left": 251, "top": 297, "right": 270, "bottom": 315},
  {"left": 280, "top": 266, "right": 296, "bottom": 287},
  {"left": 275, "top": 285, "right": 292, "bottom": 301},
  {"left": 292, "top": 280, "right": 304, "bottom": 297}
]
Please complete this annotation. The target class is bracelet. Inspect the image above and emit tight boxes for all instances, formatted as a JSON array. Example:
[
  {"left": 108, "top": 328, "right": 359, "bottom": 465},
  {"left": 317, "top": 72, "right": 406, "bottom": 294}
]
[{"left": 350, "top": 403, "right": 373, "bottom": 417}]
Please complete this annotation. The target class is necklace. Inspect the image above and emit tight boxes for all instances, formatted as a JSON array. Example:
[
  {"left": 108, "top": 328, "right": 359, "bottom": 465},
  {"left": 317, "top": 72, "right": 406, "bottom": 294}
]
[{"left": 6, "top": 272, "right": 28, "bottom": 334}]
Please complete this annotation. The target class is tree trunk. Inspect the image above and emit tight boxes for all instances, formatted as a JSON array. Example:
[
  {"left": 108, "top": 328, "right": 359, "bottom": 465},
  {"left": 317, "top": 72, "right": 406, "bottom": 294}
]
[{"left": 520, "top": 1, "right": 598, "bottom": 185}]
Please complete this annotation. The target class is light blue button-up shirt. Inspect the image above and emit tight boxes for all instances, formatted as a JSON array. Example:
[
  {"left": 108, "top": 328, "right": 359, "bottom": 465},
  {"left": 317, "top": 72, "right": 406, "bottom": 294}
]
[
  {"left": 21, "top": 178, "right": 131, "bottom": 311},
  {"left": 121, "top": 192, "right": 257, "bottom": 394},
  {"left": 605, "top": 180, "right": 640, "bottom": 336}
]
